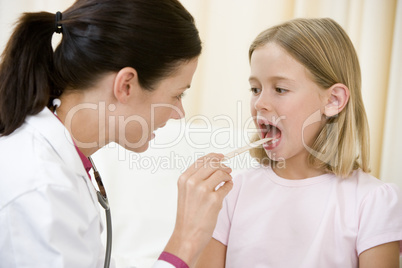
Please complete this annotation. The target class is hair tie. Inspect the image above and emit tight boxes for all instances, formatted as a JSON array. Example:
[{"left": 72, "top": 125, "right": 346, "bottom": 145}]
[{"left": 55, "top": 11, "right": 63, "bottom": 34}]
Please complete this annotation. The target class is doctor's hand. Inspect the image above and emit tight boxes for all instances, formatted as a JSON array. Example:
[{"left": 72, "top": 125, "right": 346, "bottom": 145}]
[{"left": 164, "top": 153, "right": 233, "bottom": 267}]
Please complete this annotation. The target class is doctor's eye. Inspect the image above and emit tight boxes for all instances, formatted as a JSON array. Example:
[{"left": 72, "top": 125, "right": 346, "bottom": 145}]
[
  {"left": 176, "top": 92, "right": 185, "bottom": 100},
  {"left": 250, "top": 87, "right": 262, "bottom": 95}
]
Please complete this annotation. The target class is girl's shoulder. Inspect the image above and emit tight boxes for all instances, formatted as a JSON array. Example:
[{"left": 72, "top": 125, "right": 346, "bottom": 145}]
[{"left": 345, "top": 169, "right": 401, "bottom": 199}]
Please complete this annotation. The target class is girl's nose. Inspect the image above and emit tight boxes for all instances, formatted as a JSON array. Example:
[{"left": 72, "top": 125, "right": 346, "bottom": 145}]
[{"left": 253, "top": 91, "right": 272, "bottom": 111}]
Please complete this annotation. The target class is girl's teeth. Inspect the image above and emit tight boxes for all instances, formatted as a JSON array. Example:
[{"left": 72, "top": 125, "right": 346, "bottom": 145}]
[{"left": 268, "top": 138, "right": 280, "bottom": 144}]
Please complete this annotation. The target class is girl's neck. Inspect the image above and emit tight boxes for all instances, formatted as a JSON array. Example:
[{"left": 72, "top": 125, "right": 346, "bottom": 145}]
[{"left": 272, "top": 155, "right": 326, "bottom": 180}]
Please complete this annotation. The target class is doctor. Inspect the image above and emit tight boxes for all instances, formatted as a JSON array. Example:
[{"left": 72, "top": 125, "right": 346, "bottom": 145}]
[{"left": 0, "top": 0, "right": 233, "bottom": 267}]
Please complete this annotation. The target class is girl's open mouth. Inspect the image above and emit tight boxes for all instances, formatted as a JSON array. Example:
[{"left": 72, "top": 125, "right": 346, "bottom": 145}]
[{"left": 259, "top": 121, "right": 282, "bottom": 150}]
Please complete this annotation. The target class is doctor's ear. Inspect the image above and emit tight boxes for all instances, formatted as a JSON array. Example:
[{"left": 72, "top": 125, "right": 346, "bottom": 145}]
[
  {"left": 324, "top": 83, "right": 350, "bottom": 117},
  {"left": 113, "top": 67, "right": 139, "bottom": 104}
]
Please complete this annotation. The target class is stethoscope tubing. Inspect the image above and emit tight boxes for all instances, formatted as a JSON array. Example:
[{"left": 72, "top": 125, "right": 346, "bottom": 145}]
[
  {"left": 97, "top": 192, "right": 112, "bottom": 268},
  {"left": 90, "top": 157, "right": 112, "bottom": 268}
]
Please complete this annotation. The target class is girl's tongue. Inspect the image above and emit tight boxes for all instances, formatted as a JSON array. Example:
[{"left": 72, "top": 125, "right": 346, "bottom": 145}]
[
  {"left": 264, "top": 124, "right": 281, "bottom": 140},
  {"left": 262, "top": 124, "right": 282, "bottom": 149}
]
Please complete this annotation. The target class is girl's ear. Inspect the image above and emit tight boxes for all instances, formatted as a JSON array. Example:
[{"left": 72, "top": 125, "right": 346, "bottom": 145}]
[
  {"left": 324, "top": 83, "right": 350, "bottom": 117},
  {"left": 113, "top": 67, "right": 139, "bottom": 104}
]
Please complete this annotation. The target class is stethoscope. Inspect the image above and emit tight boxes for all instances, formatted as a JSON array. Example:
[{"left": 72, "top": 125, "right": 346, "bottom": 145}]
[
  {"left": 53, "top": 99, "right": 112, "bottom": 268},
  {"left": 88, "top": 157, "right": 112, "bottom": 268}
]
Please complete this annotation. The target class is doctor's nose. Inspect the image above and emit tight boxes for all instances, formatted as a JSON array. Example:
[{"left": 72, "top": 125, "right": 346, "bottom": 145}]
[{"left": 170, "top": 100, "right": 185, "bottom": 120}]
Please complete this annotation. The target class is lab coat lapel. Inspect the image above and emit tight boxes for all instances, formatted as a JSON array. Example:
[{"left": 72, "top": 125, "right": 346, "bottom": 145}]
[{"left": 26, "top": 107, "right": 100, "bottom": 209}]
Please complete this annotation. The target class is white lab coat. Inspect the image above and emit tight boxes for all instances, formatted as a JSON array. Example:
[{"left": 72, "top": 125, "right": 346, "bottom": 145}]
[{"left": 0, "top": 107, "right": 175, "bottom": 268}]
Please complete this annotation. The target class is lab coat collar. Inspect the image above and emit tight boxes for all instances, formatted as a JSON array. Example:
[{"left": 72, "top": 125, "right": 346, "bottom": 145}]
[{"left": 26, "top": 107, "right": 89, "bottom": 179}]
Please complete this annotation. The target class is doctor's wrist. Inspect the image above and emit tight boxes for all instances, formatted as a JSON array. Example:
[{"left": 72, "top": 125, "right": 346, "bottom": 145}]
[{"left": 164, "top": 233, "right": 200, "bottom": 268}]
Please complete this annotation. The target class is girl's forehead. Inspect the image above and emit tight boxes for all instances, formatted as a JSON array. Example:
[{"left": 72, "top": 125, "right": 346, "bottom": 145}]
[
  {"left": 250, "top": 44, "right": 308, "bottom": 79},
  {"left": 251, "top": 43, "right": 297, "bottom": 65}
]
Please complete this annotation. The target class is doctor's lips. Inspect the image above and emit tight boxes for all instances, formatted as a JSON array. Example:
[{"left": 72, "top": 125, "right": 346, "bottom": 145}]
[{"left": 257, "top": 118, "right": 282, "bottom": 150}]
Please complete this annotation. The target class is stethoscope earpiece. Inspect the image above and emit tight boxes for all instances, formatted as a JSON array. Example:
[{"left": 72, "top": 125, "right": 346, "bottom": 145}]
[{"left": 52, "top": 98, "right": 61, "bottom": 108}]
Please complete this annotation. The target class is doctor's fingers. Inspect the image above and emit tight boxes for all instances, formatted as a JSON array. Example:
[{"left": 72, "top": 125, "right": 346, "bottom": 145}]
[
  {"left": 202, "top": 169, "right": 233, "bottom": 192},
  {"left": 214, "top": 178, "right": 233, "bottom": 201},
  {"left": 197, "top": 172, "right": 233, "bottom": 213},
  {"left": 180, "top": 153, "right": 231, "bottom": 181},
  {"left": 178, "top": 170, "right": 232, "bottom": 204},
  {"left": 178, "top": 164, "right": 232, "bottom": 190}
]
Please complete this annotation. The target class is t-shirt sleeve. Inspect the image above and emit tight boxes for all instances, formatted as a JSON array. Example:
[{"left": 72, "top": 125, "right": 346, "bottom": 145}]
[
  {"left": 212, "top": 196, "right": 232, "bottom": 245},
  {"left": 357, "top": 183, "right": 402, "bottom": 255},
  {"left": 212, "top": 176, "right": 242, "bottom": 246}
]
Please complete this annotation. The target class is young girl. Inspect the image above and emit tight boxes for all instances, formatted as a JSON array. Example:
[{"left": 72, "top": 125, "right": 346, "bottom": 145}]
[{"left": 196, "top": 18, "right": 402, "bottom": 267}]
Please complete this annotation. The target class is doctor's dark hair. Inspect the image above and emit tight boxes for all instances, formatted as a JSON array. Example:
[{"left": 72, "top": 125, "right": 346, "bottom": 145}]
[{"left": 0, "top": 0, "right": 201, "bottom": 136}]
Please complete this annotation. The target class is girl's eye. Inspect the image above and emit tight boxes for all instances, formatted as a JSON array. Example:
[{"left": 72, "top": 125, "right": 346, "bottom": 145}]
[
  {"left": 275, "top": 87, "right": 288, "bottom": 94},
  {"left": 250, "top": 87, "right": 261, "bottom": 95}
]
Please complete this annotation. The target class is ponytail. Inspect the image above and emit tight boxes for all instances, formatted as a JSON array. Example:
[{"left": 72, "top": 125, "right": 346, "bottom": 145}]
[{"left": 0, "top": 12, "right": 56, "bottom": 136}]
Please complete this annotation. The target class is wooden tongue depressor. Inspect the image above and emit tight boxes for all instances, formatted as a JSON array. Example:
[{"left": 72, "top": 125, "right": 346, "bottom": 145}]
[{"left": 224, "top": 137, "right": 273, "bottom": 160}]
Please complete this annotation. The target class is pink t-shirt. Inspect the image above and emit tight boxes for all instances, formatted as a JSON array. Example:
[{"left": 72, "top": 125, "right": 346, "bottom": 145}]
[{"left": 213, "top": 166, "right": 402, "bottom": 267}]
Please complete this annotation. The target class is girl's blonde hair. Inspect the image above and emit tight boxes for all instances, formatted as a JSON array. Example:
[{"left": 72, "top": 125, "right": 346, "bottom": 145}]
[{"left": 249, "top": 18, "right": 370, "bottom": 178}]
